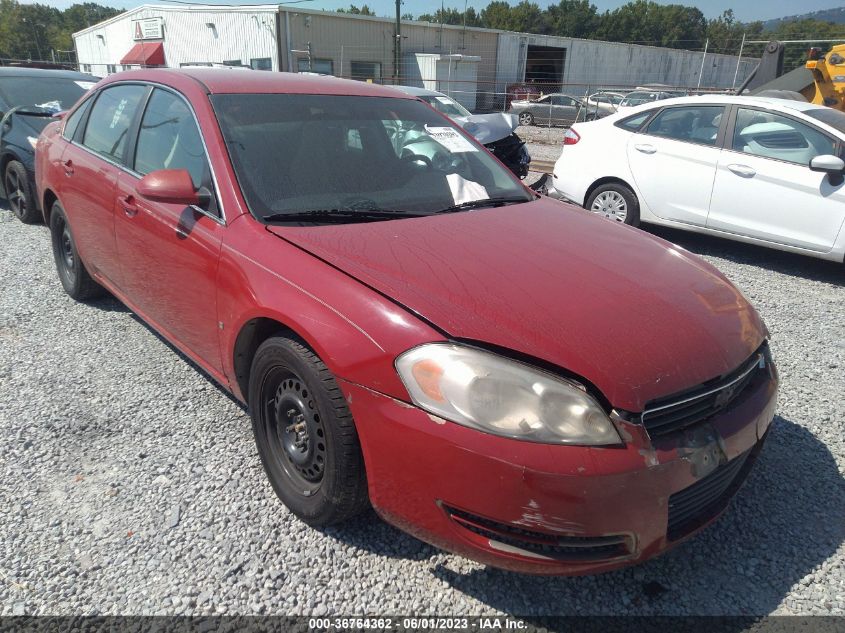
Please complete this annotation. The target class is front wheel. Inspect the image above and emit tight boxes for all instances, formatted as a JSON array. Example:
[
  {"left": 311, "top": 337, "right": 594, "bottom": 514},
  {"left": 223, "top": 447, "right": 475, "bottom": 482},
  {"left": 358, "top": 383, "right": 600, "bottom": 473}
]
[
  {"left": 5, "top": 160, "right": 39, "bottom": 224},
  {"left": 249, "top": 335, "right": 368, "bottom": 526},
  {"left": 585, "top": 183, "right": 640, "bottom": 226},
  {"left": 518, "top": 112, "right": 534, "bottom": 126}
]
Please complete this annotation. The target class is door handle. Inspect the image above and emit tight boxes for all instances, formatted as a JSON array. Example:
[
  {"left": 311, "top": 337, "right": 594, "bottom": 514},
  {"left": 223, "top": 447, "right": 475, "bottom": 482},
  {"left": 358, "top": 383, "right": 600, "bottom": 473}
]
[
  {"left": 119, "top": 194, "right": 138, "bottom": 217},
  {"left": 62, "top": 159, "right": 74, "bottom": 176},
  {"left": 727, "top": 164, "right": 756, "bottom": 178},
  {"left": 634, "top": 144, "right": 656, "bottom": 154}
]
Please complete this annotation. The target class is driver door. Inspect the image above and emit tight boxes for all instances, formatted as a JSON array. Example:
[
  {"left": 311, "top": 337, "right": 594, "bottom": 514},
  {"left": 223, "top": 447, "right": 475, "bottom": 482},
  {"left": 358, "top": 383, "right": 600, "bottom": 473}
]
[
  {"left": 707, "top": 106, "right": 845, "bottom": 252},
  {"left": 114, "top": 87, "right": 225, "bottom": 374}
]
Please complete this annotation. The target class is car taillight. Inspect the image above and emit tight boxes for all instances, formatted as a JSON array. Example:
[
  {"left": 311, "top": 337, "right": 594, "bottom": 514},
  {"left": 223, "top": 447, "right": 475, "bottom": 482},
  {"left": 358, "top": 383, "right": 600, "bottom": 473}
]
[{"left": 564, "top": 129, "right": 580, "bottom": 145}]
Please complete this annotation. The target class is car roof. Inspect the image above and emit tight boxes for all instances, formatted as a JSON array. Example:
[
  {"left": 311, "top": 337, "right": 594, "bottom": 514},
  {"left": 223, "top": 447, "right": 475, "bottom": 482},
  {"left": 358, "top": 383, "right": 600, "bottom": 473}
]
[
  {"left": 101, "top": 68, "right": 415, "bottom": 99},
  {"left": 625, "top": 93, "right": 828, "bottom": 114},
  {"left": 0, "top": 67, "right": 96, "bottom": 80},
  {"left": 392, "top": 85, "right": 447, "bottom": 98}
]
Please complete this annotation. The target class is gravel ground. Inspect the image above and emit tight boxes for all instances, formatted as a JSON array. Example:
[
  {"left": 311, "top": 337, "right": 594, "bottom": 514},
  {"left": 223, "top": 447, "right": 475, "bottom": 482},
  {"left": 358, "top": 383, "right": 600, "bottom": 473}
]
[{"left": 1, "top": 195, "right": 843, "bottom": 617}]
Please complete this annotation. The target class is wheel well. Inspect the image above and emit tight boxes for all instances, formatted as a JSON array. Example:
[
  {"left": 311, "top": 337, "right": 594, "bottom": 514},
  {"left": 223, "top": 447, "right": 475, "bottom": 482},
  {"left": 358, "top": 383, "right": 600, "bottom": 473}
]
[
  {"left": 0, "top": 152, "right": 16, "bottom": 181},
  {"left": 583, "top": 177, "right": 636, "bottom": 208},
  {"left": 42, "top": 189, "right": 58, "bottom": 224},
  {"left": 233, "top": 317, "right": 295, "bottom": 402}
]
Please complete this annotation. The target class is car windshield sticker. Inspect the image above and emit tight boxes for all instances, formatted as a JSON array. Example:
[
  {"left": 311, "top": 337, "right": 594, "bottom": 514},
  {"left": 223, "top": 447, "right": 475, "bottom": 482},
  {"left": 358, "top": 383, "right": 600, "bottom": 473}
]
[
  {"left": 424, "top": 125, "right": 477, "bottom": 153},
  {"left": 446, "top": 173, "right": 488, "bottom": 204},
  {"left": 75, "top": 81, "right": 97, "bottom": 90}
]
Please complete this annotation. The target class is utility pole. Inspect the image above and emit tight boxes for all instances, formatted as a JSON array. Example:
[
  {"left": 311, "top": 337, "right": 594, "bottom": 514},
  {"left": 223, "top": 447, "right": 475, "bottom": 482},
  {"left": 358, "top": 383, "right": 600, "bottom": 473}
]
[
  {"left": 732, "top": 32, "right": 746, "bottom": 91},
  {"left": 394, "top": 0, "right": 401, "bottom": 84},
  {"left": 696, "top": 38, "right": 709, "bottom": 91}
]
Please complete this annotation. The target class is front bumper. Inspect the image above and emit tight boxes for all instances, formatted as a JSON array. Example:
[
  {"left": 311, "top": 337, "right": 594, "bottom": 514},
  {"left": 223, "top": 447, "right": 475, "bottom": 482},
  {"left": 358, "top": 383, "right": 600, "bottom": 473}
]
[{"left": 340, "top": 367, "right": 777, "bottom": 575}]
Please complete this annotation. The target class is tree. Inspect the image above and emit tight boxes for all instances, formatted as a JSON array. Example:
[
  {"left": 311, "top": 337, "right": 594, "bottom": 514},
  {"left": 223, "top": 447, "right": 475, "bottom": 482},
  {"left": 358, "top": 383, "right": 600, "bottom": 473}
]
[
  {"left": 598, "top": 0, "right": 705, "bottom": 49},
  {"left": 336, "top": 4, "right": 375, "bottom": 16},
  {"left": 417, "top": 7, "right": 481, "bottom": 27},
  {"left": 545, "top": 0, "right": 599, "bottom": 38},
  {"left": 0, "top": 0, "right": 122, "bottom": 60}
]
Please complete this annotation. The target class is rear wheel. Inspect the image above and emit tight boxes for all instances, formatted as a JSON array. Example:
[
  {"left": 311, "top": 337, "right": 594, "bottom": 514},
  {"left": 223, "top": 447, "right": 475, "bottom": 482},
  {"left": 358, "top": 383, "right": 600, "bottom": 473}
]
[
  {"left": 5, "top": 160, "right": 39, "bottom": 224},
  {"left": 49, "top": 201, "right": 105, "bottom": 300},
  {"left": 518, "top": 112, "right": 534, "bottom": 126},
  {"left": 586, "top": 182, "right": 640, "bottom": 226},
  {"left": 249, "top": 335, "right": 368, "bottom": 526}
]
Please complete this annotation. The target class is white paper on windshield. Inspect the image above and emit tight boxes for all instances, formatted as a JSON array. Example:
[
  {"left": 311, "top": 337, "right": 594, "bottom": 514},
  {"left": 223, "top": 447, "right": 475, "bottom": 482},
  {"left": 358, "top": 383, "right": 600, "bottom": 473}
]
[
  {"left": 35, "top": 100, "right": 62, "bottom": 113},
  {"left": 425, "top": 125, "right": 477, "bottom": 153},
  {"left": 435, "top": 96, "right": 453, "bottom": 105},
  {"left": 75, "top": 81, "right": 97, "bottom": 90},
  {"left": 446, "top": 174, "right": 489, "bottom": 205}
]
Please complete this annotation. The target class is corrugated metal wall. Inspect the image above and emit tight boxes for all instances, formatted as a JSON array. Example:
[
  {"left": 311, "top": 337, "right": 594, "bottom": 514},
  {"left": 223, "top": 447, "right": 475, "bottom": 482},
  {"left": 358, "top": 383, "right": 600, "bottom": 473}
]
[{"left": 74, "top": 6, "right": 279, "bottom": 76}]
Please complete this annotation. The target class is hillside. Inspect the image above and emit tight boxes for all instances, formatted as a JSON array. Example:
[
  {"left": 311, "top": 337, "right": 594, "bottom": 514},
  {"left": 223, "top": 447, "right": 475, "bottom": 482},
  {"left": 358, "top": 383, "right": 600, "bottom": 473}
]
[{"left": 764, "top": 6, "right": 845, "bottom": 29}]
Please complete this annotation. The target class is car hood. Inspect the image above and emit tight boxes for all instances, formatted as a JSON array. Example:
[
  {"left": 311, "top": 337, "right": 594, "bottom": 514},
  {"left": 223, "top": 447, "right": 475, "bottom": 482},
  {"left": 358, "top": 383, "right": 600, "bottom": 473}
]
[
  {"left": 267, "top": 199, "right": 766, "bottom": 411},
  {"left": 453, "top": 113, "right": 519, "bottom": 144}
]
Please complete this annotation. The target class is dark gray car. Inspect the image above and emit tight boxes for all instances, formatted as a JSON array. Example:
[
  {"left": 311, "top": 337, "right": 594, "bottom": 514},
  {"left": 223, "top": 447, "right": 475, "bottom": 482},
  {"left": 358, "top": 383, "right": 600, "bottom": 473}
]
[{"left": 508, "top": 93, "right": 587, "bottom": 127}]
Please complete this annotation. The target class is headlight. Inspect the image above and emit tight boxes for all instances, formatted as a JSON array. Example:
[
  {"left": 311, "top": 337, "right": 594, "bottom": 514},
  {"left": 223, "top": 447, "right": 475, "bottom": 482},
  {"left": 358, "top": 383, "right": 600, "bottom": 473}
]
[
  {"left": 27, "top": 136, "right": 38, "bottom": 149},
  {"left": 395, "top": 343, "right": 621, "bottom": 445}
]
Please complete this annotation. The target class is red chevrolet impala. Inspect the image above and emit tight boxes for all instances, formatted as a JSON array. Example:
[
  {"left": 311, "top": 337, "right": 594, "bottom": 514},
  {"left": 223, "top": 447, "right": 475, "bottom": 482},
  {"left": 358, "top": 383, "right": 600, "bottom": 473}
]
[{"left": 35, "top": 69, "right": 778, "bottom": 575}]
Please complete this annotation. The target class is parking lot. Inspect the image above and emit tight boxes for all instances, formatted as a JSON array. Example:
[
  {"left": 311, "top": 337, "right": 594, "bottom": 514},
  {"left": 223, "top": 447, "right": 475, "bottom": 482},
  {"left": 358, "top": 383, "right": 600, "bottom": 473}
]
[{"left": 1, "top": 148, "right": 843, "bottom": 618}]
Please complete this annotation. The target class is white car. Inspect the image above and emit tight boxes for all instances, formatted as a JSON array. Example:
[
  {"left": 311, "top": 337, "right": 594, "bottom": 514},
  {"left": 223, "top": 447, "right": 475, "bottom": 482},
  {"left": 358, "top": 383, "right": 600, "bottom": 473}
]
[{"left": 552, "top": 95, "right": 845, "bottom": 262}]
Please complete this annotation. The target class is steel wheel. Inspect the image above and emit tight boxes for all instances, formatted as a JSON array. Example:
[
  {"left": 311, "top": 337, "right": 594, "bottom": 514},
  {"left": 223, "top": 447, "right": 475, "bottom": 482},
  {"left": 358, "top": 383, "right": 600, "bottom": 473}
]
[
  {"left": 55, "top": 213, "right": 78, "bottom": 286},
  {"left": 263, "top": 369, "right": 327, "bottom": 495},
  {"left": 590, "top": 190, "right": 629, "bottom": 222},
  {"left": 5, "top": 165, "right": 26, "bottom": 219}
]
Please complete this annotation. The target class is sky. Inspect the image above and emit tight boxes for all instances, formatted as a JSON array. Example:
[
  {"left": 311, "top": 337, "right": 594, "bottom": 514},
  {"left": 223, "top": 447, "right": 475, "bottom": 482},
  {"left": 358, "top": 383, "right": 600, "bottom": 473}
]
[{"left": 26, "top": 0, "right": 845, "bottom": 24}]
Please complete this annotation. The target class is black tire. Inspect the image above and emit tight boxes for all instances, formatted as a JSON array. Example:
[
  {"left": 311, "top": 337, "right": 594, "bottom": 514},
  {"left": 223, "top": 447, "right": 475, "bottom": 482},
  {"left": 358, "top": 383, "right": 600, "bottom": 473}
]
[
  {"left": 249, "top": 335, "right": 368, "bottom": 526},
  {"left": 49, "top": 201, "right": 105, "bottom": 301},
  {"left": 5, "top": 160, "right": 39, "bottom": 224},
  {"left": 518, "top": 111, "right": 534, "bottom": 126},
  {"left": 585, "top": 182, "right": 640, "bottom": 226}
]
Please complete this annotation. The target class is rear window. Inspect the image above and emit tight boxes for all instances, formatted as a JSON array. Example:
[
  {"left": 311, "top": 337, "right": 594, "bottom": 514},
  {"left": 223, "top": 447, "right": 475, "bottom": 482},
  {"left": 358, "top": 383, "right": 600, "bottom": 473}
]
[
  {"left": 615, "top": 110, "right": 654, "bottom": 131},
  {"left": 804, "top": 107, "right": 845, "bottom": 135},
  {"left": 0, "top": 76, "right": 92, "bottom": 112}
]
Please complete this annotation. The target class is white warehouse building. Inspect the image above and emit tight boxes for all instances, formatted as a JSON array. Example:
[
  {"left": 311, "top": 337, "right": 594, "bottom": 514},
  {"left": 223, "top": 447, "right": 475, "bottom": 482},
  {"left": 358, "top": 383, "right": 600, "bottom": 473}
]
[{"left": 73, "top": 4, "right": 758, "bottom": 111}]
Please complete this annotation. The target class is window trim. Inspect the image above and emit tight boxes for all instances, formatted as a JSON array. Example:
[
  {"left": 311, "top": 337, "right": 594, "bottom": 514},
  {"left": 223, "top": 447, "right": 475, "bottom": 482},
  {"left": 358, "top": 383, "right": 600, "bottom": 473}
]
[
  {"left": 69, "top": 80, "right": 227, "bottom": 225},
  {"left": 723, "top": 103, "right": 842, "bottom": 168},
  {"left": 640, "top": 103, "right": 729, "bottom": 148},
  {"left": 77, "top": 82, "right": 151, "bottom": 165},
  {"left": 131, "top": 86, "right": 223, "bottom": 220}
]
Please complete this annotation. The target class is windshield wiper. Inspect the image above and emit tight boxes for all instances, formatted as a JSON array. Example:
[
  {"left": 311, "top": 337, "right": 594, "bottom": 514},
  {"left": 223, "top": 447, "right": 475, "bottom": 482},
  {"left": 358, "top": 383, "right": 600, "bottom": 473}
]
[
  {"left": 434, "top": 196, "right": 534, "bottom": 214},
  {"left": 261, "top": 208, "right": 426, "bottom": 224}
]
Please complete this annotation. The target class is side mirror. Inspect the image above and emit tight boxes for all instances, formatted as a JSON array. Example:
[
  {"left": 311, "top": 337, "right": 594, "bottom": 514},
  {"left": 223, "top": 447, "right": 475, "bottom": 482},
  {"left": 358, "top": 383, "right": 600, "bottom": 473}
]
[
  {"left": 809, "top": 154, "right": 845, "bottom": 186},
  {"left": 136, "top": 169, "right": 200, "bottom": 206}
]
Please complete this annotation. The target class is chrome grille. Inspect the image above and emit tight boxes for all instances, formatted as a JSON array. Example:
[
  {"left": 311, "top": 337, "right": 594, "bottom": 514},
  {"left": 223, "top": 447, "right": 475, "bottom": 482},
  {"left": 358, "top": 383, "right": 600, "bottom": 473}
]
[{"left": 641, "top": 344, "right": 768, "bottom": 438}]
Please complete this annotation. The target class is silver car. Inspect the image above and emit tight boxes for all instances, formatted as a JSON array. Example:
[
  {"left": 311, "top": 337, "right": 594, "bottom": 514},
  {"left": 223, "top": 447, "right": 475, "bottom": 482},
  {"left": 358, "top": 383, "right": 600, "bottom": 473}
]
[{"left": 508, "top": 93, "right": 587, "bottom": 126}]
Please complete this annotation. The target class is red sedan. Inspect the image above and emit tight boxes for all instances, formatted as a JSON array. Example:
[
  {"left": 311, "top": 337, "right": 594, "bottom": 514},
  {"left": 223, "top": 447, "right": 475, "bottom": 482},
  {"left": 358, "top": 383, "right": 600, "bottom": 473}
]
[{"left": 35, "top": 69, "right": 778, "bottom": 575}]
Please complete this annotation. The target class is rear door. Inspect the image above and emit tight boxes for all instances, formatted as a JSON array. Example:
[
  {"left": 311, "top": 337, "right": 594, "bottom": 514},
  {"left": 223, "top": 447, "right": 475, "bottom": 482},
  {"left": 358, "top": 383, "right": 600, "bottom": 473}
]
[
  {"left": 114, "top": 87, "right": 225, "bottom": 373},
  {"left": 550, "top": 95, "right": 580, "bottom": 124},
  {"left": 625, "top": 104, "right": 726, "bottom": 226},
  {"left": 58, "top": 83, "right": 148, "bottom": 289},
  {"left": 707, "top": 106, "right": 845, "bottom": 252}
]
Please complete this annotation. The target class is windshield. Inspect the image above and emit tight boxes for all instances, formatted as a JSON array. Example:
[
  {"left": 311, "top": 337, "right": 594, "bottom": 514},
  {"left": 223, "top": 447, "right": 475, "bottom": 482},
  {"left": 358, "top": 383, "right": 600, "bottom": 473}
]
[
  {"left": 211, "top": 94, "right": 533, "bottom": 223},
  {"left": 419, "top": 95, "right": 472, "bottom": 118},
  {"left": 805, "top": 107, "right": 845, "bottom": 135},
  {"left": 0, "top": 77, "right": 93, "bottom": 112}
]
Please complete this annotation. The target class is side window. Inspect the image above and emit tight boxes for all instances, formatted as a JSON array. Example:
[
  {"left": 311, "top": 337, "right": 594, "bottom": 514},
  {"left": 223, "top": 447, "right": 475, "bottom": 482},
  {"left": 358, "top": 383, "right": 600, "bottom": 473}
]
[
  {"left": 732, "top": 108, "right": 837, "bottom": 164},
  {"left": 645, "top": 105, "right": 724, "bottom": 146},
  {"left": 616, "top": 110, "right": 655, "bottom": 132},
  {"left": 551, "top": 95, "right": 571, "bottom": 106},
  {"left": 134, "top": 88, "right": 218, "bottom": 214},
  {"left": 82, "top": 84, "right": 147, "bottom": 163},
  {"left": 62, "top": 97, "right": 93, "bottom": 141}
]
